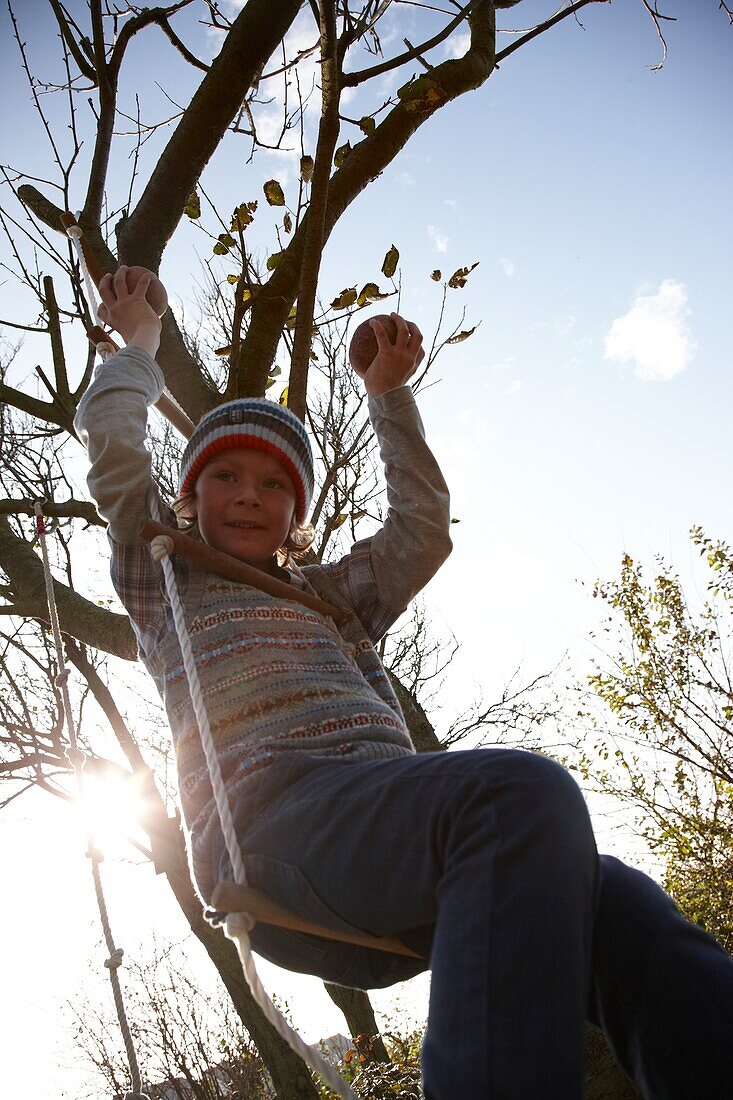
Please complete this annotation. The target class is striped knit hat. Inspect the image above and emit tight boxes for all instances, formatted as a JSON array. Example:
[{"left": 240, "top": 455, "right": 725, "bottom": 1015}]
[{"left": 179, "top": 398, "right": 314, "bottom": 523}]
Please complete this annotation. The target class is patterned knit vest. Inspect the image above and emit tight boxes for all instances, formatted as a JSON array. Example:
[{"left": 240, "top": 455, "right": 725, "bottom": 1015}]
[{"left": 154, "top": 562, "right": 414, "bottom": 896}]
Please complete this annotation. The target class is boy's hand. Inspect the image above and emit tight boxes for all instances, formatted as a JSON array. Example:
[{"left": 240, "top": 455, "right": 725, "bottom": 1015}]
[
  {"left": 98, "top": 266, "right": 163, "bottom": 355},
  {"left": 363, "top": 313, "right": 425, "bottom": 397}
]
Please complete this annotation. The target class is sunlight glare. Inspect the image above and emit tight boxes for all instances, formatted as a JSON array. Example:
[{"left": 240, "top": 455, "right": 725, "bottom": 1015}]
[{"left": 76, "top": 770, "right": 147, "bottom": 857}]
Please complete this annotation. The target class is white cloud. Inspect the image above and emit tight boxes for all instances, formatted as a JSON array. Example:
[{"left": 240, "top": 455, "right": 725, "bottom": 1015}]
[
  {"left": 487, "top": 355, "right": 514, "bottom": 371},
  {"left": 428, "top": 225, "right": 450, "bottom": 253},
  {"left": 604, "top": 279, "right": 695, "bottom": 382},
  {"left": 506, "top": 379, "right": 523, "bottom": 395},
  {"left": 554, "top": 311, "right": 576, "bottom": 337},
  {"left": 500, "top": 257, "right": 516, "bottom": 278},
  {"left": 443, "top": 30, "right": 471, "bottom": 59},
  {"left": 444, "top": 198, "right": 459, "bottom": 210},
  {"left": 396, "top": 170, "right": 415, "bottom": 189}
]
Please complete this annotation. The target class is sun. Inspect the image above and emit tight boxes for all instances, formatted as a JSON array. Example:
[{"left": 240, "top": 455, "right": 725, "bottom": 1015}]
[{"left": 76, "top": 769, "right": 148, "bottom": 858}]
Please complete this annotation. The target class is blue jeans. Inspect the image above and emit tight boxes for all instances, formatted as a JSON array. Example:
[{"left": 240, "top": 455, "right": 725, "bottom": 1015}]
[{"left": 211, "top": 749, "right": 733, "bottom": 1099}]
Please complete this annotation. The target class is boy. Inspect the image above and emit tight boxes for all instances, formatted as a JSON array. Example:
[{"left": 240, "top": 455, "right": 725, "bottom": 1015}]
[{"left": 76, "top": 268, "right": 733, "bottom": 1100}]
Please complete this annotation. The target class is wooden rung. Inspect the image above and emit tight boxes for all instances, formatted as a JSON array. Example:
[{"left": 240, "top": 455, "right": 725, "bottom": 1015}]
[{"left": 211, "top": 881, "right": 422, "bottom": 959}]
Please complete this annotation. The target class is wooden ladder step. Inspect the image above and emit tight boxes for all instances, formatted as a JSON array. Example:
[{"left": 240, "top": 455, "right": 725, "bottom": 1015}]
[{"left": 211, "top": 881, "right": 422, "bottom": 959}]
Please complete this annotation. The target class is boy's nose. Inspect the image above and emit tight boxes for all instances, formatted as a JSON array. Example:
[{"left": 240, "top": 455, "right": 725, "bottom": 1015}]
[{"left": 234, "top": 483, "right": 261, "bottom": 506}]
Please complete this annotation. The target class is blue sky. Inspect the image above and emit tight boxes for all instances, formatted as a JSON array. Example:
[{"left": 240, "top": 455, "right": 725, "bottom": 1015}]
[{"left": 1, "top": 2, "right": 732, "bottom": 1095}]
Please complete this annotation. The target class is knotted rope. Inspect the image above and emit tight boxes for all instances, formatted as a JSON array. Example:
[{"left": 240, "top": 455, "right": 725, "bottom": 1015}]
[
  {"left": 150, "top": 532, "right": 358, "bottom": 1100},
  {"left": 64, "top": 222, "right": 117, "bottom": 360},
  {"left": 35, "top": 503, "right": 149, "bottom": 1100}
]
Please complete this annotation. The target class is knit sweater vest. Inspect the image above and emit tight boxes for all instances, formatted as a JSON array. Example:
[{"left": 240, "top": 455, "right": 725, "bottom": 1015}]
[{"left": 153, "top": 562, "right": 414, "bottom": 898}]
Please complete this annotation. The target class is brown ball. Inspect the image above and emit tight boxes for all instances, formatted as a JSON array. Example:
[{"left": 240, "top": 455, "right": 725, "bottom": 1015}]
[
  {"left": 348, "top": 313, "right": 398, "bottom": 378},
  {"left": 124, "top": 265, "right": 168, "bottom": 317}
]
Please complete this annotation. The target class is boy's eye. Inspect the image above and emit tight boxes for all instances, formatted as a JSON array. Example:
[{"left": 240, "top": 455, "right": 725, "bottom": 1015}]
[
  {"left": 263, "top": 478, "right": 284, "bottom": 489},
  {"left": 215, "top": 471, "right": 235, "bottom": 482}
]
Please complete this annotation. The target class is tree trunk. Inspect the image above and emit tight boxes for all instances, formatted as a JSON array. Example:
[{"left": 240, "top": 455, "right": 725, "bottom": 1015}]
[
  {"left": 163, "top": 836, "right": 320, "bottom": 1099},
  {"left": 324, "top": 984, "right": 390, "bottom": 1064}
]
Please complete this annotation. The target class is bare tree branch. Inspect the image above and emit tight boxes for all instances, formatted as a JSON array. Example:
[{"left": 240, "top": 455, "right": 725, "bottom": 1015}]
[
  {"left": 118, "top": 0, "right": 303, "bottom": 272},
  {"left": 239, "top": 0, "right": 497, "bottom": 397},
  {"left": 0, "top": 498, "right": 103, "bottom": 524},
  {"left": 495, "top": 0, "right": 610, "bottom": 66},
  {"left": 0, "top": 515, "right": 136, "bottom": 659},
  {"left": 343, "top": 0, "right": 481, "bottom": 87},
  {"left": 48, "top": 0, "right": 98, "bottom": 84},
  {"left": 287, "top": 1, "right": 341, "bottom": 420}
]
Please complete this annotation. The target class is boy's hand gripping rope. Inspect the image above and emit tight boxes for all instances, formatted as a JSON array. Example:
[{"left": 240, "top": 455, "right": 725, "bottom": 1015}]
[
  {"left": 34, "top": 503, "right": 149, "bottom": 1100},
  {"left": 60, "top": 212, "right": 195, "bottom": 440},
  {"left": 149, "top": 533, "right": 359, "bottom": 1100}
]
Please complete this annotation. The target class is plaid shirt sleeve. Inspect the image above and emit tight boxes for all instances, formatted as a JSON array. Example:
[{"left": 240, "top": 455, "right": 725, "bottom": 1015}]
[
  {"left": 75, "top": 346, "right": 183, "bottom": 666},
  {"left": 109, "top": 496, "right": 181, "bottom": 666},
  {"left": 318, "top": 386, "right": 452, "bottom": 643},
  {"left": 318, "top": 536, "right": 395, "bottom": 643}
]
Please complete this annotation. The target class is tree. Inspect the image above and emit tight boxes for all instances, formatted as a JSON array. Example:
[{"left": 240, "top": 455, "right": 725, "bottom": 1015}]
[
  {"left": 1, "top": 0, "right": 729, "bottom": 1094},
  {"left": 74, "top": 944, "right": 640, "bottom": 1100},
  {"left": 72, "top": 941, "right": 273, "bottom": 1098},
  {"left": 571, "top": 528, "right": 733, "bottom": 952}
]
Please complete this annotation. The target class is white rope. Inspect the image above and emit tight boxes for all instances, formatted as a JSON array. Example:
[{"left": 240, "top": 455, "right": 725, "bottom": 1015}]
[
  {"left": 34, "top": 504, "right": 149, "bottom": 1100},
  {"left": 65, "top": 223, "right": 103, "bottom": 324},
  {"left": 152, "top": 533, "right": 358, "bottom": 1100},
  {"left": 64, "top": 221, "right": 116, "bottom": 362}
]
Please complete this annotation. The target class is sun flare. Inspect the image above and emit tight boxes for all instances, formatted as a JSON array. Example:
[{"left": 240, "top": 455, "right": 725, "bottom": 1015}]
[{"left": 76, "top": 771, "right": 147, "bottom": 856}]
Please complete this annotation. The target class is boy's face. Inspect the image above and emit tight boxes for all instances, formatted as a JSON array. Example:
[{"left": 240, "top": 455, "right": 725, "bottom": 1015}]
[{"left": 193, "top": 447, "right": 297, "bottom": 566}]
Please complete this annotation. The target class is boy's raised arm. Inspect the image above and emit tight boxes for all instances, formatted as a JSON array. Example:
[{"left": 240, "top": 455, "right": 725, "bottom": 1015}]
[
  {"left": 368, "top": 383, "right": 452, "bottom": 611},
  {"left": 321, "top": 314, "right": 452, "bottom": 638},
  {"left": 74, "top": 268, "right": 166, "bottom": 545}
]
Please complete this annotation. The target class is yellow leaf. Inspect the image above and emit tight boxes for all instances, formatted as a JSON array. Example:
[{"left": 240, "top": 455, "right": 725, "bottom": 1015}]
[
  {"left": 229, "top": 201, "right": 258, "bottom": 232},
  {"left": 266, "top": 251, "right": 284, "bottom": 271},
  {"left": 356, "top": 282, "right": 389, "bottom": 307},
  {"left": 381, "top": 244, "right": 399, "bottom": 279},
  {"left": 330, "top": 287, "right": 357, "bottom": 310},
  {"left": 334, "top": 141, "right": 352, "bottom": 168},
  {"left": 213, "top": 233, "right": 235, "bottom": 256},
  {"left": 397, "top": 74, "right": 448, "bottom": 113},
  {"left": 184, "top": 190, "right": 201, "bottom": 219},
  {"left": 430, "top": 269, "right": 442, "bottom": 282},
  {"left": 446, "top": 325, "right": 477, "bottom": 344},
  {"left": 264, "top": 179, "right": 285, "bottom": 206},
  {"left": 279, "top": 385, "right": 289, "bottom": 407},
  {"left": 448, "top": 261, "right": 479, "bottom": 289}
]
